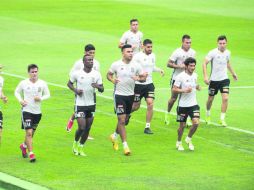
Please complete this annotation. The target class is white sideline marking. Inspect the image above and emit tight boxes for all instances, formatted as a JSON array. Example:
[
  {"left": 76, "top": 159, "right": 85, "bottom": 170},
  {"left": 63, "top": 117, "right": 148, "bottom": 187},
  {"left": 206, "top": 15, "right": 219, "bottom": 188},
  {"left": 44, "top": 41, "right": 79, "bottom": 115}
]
[{"left": 2, "top": 71, "right": 254, "bottom": 136}]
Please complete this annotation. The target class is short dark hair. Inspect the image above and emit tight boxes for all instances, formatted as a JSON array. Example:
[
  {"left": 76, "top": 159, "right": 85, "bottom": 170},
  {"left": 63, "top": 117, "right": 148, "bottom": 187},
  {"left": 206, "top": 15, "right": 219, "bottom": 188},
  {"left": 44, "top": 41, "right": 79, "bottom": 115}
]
[
  {"left": 84, "top": 44, "right": 95, "bottom": 52},
  {"left": 184, "top": 57, "right": 196, "bottom": 66},
  {"left": 143, "top": 39, "right": 152, "bottom": 46},
  {"left": 130, "top": 19, "right": 138, "bottom": 24},
  {"left": 28, "top": 64, "right": 38, "bottom": 72},
  {"left": 182, "top": 34, "right": 191, "bottom": 42},
  {"left": 121, "top": 44, "right": 132, "bottom": 52},
  {"left": 217, "top": 35, "right": 227, "bottom": 41}
]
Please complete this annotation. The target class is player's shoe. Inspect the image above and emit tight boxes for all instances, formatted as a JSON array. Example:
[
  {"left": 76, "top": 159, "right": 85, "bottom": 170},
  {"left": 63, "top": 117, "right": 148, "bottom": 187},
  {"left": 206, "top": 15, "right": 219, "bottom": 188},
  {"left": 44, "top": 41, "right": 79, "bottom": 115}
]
[
  {"left": 66, "top": 119, "right": 74, "bottom": 132},
  {"left": 144, "top": 128, "right": 153, "bottom": 134},
  {"left": 123, "top": 146, "right": 131, "bottom": 156},
  {"left": 186, "top": 118, "right": 192, "bottom": 128},
  {"left": 72, "top": 141, "right": 79, "bottom": 154},
  {"left": 29, "top": 153, "right": 36, "bottom": 163},
  {"left": 20, "top": 144, "right": 28, "bottom": 158},
  {"left": 205, "top": 116, "right": 211, "bottom": 125},
  {"left": 176, "top": 141, "right": 184, "bottom": 151},
  {"left": 109, "top": 134, "right": 119, "bottom": 151},
  {"left": 164, "top": 113, "right": 170, "bottom": 125},
  {"left": 87, "top": 136, "right": 94, "bottom": 140},
  {"left": 185, "top": 137, "right": 194, "bottom": 151},
  {"left": 220, "top": 119, "right": 227, "bottom": 127},
  {"left": 125, "top": 115, "right": 131, "bottom": 126},
  {"left": 78, "top": 145, "right": 86, "bottom": 157}
]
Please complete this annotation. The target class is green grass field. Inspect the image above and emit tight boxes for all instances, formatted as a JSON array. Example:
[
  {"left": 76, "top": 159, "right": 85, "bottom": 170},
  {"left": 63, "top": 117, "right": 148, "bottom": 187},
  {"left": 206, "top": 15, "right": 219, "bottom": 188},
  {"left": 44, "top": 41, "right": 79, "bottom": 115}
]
[{"left": 0, "top": 0, "right": 254, "bottom": 189}]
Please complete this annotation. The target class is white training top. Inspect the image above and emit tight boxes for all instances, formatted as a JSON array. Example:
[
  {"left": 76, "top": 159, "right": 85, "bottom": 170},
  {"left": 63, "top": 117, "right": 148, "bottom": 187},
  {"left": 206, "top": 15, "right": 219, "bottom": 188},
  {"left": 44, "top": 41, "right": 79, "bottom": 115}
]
[
  {"left": 206, "top": 48, "right": 230, "bottom": 81},
  {"left": 132, "top": 52, "right": 157, "bottom": 85},
  {"left": 15, "top": 79, "right": 50, "bottom": 114},
  {"left": 70, "top": 69, "right": 102, "bottom": 106},
  {"left": 169, "top": 47, "right": 196, "bottom": 80},
  {"left": 109, "top": 60, "right": 143, "bottom": 96},
  {"left": 0, "top": 76, "right": 4, "bottom": 93},
  {"left": 69, "top": 58, "right": 100, "bottom": 76},
  {"left": 174, "top": 71, "right": 198, "bottom": 107},
  {"left": 120, "top": 30, "right": 143, "bottom": 54}
]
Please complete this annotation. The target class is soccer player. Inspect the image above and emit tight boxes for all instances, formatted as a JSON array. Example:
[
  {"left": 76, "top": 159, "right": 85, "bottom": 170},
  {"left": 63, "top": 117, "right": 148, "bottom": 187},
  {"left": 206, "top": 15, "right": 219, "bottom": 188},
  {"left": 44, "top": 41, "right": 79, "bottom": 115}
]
[
  {"left": 107, "top": 44, "right": 147, "bottom": 156},
  {"left": 15, "top": 64, "right": 50, "bottom": 162},
  {"left": 119, "top": 19, "right": 143, "bottom": 55},
  {"left": 173, "top": 57, "right": 201, "bottom": 151},
  {"left": 165, "top": 35, "right": 196, "bottom": 126},
  {"left": 0, "top": 66, "right": 8, "bottom": 144},
  {"left": 203, "top": 35, "right": 237, "bottom": 127},
  {"left": 67, "top": 55, "right": 104, "bottom": 156},
  {"left": 131, "top": 39, "right": 164, "bottom": 134},
  {"left": 66, "top": 44, "right": 100, "bottom": 138}
]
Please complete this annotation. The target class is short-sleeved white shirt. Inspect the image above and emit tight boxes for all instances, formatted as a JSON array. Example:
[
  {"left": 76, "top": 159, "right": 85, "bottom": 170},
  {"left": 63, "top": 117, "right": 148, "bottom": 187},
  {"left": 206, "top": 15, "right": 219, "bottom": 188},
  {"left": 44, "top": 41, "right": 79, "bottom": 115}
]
[
  {"left": 174, "top": 72, "right": 198, "bottom": 107},
  {"left": 109, "top": 60, "right": 143, "bottom": 96},
  {"left": 169, "top": 47, "right": 196, "bottom": 80},
  {"left": 132, "top": 52, "right": 156, "bottom": 85},
  {"left": 70, "top": 69, "right": 102, "bottom": 106},
  {"left": 69, "top": 58, "right": 100, "bottom": 76},
  {"left": 15, "top": 79, "right": 50, "bottom": 114},
  {"left": 206, "top": 48, "right": 230, "bottom": 81},
  {"left": 120, "top": 30, "right": 143, "bottom": 54}
]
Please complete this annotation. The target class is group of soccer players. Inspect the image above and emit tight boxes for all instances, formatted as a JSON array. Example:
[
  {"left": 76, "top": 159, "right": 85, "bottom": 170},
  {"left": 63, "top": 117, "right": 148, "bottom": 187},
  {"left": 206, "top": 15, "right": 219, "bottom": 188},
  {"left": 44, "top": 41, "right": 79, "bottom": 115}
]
[{"left": 0, "top": 18, "right": 238, "bottom": 162}]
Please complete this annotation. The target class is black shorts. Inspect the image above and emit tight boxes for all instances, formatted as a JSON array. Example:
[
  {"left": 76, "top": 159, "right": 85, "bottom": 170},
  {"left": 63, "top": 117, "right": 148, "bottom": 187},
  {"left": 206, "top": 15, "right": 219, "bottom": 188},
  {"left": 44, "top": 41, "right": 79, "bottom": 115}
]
[
  {"left": 21, "top": 111, "right": 42, "bottom": 130},
  {"left": 0, "top": 111, "right": 3, "bottom": 129},
  {"left": 209, "top": 79, "right": 230, "bottom": 96},
  {"left": 134, "top": 83, "right": 155, "bottom": 102},
  {"left": 177, "top": 105, "right": 200, "bottom": 122},
  {"left": 75, "top": 105, "right": 95, "bottom": 118},
  {"left": 114, "top": 95, "right": 134, "bottom": 115}
]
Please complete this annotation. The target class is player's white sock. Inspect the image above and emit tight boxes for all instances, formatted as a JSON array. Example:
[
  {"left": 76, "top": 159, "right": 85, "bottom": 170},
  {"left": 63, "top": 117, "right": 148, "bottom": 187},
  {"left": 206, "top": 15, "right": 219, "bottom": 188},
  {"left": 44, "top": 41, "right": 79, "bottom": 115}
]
[
  {"left": 113, "top": 132, "right": 118, "bottom": 139},
  {"left": 186, "top": 136, "right": 192, "bottom": 143},
  {"left": 206, "top": 110, "right": 211, "bottom": 117},
  {"left": 145, "top": 123, "right": 150, "bottom": 129},
  {"left": 123, "top": 141, "right": 128, "bottom": 148},
  {"left": 220, "top": 113, "right": 226, "bottom": 120},
  {"left": 29, "top": 151, "right": 34, "bottom": 155},
  {"left": 22, "top": 143, "right": 27, "bottom": 148}
]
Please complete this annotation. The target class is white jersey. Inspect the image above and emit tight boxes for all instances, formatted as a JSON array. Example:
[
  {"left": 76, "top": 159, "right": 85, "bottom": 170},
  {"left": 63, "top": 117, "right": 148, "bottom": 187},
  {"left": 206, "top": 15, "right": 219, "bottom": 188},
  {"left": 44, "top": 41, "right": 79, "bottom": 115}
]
[
  {"left": 69, "top": 58, "right": 100, "bottom": 76},
  {"left": 174, "top": 71, "right": 198, "bottom": 107},
  {"left": 109, "top": 60, "right": 143, "bottom": 96},
  {"left": 0, "top": 76, "right": 4, "bottom": 93},
  {"left": 120, "top": 30, "right": 143, "bottom": 54},
  {"left": 169, "top": 47, "right": 196, "bottom": 80},
  {"left": 70, "top": 69, "right": 102, "bottom": 106},
  {"left": 15, "top": 79, "right": 50, "bottom": 114},
  {"left": 206, "top": 48, "right": 230, "bottom": 81},
  {"left": 132, "top": 52, "right": 156, "bottom": 85}
]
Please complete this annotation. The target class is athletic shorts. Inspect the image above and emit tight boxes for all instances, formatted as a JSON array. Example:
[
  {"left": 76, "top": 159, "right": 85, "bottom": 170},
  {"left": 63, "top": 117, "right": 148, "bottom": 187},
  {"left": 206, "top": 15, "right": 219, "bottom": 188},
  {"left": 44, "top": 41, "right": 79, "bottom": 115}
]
[
  {"left": 75, "top": 105, "right": 95, "bottom": 118},
  {"left": 0, "top": 111, "right": 3, "bottom": 129},
  {"left": 114, "top": 95, "right": 134, "bottom": 115},
  {"left": 134, "top": 83, "right": 155, "bottom": 102},
  {"left": 177, "top": 105, "right": 200, "bottom": 122},
  {"left": 21, "top": 111, "right": 42, "bottom": 130},
  {"left": 209, "top": 79, "right": 230, "bottom": 96}
]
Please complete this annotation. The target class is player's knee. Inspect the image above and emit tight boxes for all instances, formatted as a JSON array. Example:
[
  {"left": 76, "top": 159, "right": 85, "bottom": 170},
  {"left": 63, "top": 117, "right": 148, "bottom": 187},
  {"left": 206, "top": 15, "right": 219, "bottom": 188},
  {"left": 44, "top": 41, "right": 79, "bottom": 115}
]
[
  {"left": 222, "top": 96, "right": 228, "bottom": 102},
  {"left": 192, "top": 119, "right": 199, "bottom": 126},
  {"left": 26, "top": 131, "right": 33, "bottom": 137},
  {"left": 117, "top": 117, "right": 125, "bottom": 126}
]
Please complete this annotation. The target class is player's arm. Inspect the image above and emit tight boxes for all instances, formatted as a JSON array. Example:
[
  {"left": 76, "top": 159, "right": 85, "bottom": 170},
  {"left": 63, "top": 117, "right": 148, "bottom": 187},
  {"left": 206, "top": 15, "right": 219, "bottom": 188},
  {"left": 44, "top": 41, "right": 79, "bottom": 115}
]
[
  {"left": 227, "top": 61, "right": 238, "bottom": 81},
  {"left": 67, "top": 80, "right": 83, "bottom": 96},
  {"left": 107, "top": 71, "right": 119, "bottom": 84},
  {"left": 91, "top": 74, "right": 104, "bottom": 93},
  {"left": 167, "top": 59, "right": 184, "bottom": 69},
  {"left": 119, "top": 32, "right": 127, "bottom": 49},
  {"left": 153, "top": 66, "right": 164, "bottom": 76},
  {"left": 14, "top": 82, "right": 27, "bottom": 106},
  {"left": 202, "top": 58, "right": 210, "bottom": 85},
  {"left": 172, "top": 85, "right": 192, "bottom": 94}
]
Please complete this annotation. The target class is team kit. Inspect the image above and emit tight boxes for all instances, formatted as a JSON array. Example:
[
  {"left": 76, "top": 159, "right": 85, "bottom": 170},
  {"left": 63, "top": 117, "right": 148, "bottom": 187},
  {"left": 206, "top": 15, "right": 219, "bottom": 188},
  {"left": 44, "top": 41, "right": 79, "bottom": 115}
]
[{"left": 0, "top": 19, "right": 238, "bottom": 162}]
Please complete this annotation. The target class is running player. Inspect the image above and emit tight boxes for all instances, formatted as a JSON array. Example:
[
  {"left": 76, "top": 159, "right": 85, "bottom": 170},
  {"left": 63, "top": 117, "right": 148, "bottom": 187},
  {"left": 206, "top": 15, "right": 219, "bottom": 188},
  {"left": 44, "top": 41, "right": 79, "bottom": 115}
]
[
  {"left": 203, "top": 35, "right": 237, "bottom": 126},
  {"left": 173, "top": 58, "right": 201, "bottom": 151},
  {"left": 165, "top": 35, "right": 196, "bottom": 126},
  {"left": 107, "top": 44, "right": 147, "bottom": 156},
  {"left": 131, "top": 39, "right": 164, "bottom": 134},
  {"left": 119, "top": 19, "right": 143, "bottom": 55},
  {"left": 68, "top": 55, "right": 104, "bottom": 156},
  {"left": 15, "top": 64, "right": 50, "bottom": 162}
]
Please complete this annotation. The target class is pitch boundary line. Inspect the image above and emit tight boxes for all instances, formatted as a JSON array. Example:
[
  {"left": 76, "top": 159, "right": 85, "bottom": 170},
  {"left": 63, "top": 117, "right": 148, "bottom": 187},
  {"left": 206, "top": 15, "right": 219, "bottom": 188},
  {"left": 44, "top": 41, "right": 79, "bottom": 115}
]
[{"left": 2, "top": 71, "right": 254, "bottom": 136}]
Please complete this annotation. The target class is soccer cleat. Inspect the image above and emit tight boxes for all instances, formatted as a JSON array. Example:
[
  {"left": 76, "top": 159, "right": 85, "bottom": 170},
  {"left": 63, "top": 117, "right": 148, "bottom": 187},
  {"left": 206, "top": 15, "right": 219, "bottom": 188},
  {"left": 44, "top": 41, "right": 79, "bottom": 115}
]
[
  {"left": 220, "top": 120, "right": 227, "bottom": 127},
  {"left": 87, "top": 136, "right": 94, "bottom": 140},
  {"left": 124, "top": 146, "right": 131, "bottom": 156},
  {"left": 109, "top": 134, "right": 119, "bottom": 151},
  {"left": 164, "top": 113, "right": 170, "bottom": 125},
  {"left": 78, "top": 145, "right": 86, "bottom": 157},
  {"left": 176, "top": 141, "right": 184, "bottom": 151},
  {"left": 205, "top": 116, "right": 211, "bottom": 125},
  {"left": 125, "top": 115, "right": 131, "bottom": 126},
  {"left": 72, "top": 141, "right": 79, "bottom": 154},
  {"left": 20, "top": 144, "right": 28, "bottom": 158},
  {"left": 66, "top": 119, "right": 74, "bottom": 132},
  {"left": 144, "top": 128, "right": 153, "bottom": 134},
  {"left": 186, "top": 118, "right": 192, "bottom": 127},
  {"left": 185, "top": 137, "right": 194, "bottom": 151},
  {"left": 29, "top": 153, "right": 36, "bottom": 162}
]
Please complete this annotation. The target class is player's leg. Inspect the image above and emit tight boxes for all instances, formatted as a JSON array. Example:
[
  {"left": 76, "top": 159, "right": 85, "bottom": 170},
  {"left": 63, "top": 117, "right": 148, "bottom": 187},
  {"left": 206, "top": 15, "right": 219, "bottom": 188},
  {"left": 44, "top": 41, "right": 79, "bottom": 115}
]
[
  {"left": 25, "top": 128, "right": 36, "bottom": 162},
  {"left": 117, "top": 114, "right": 130, "bottom": 155},
  {"left": 0, "top": 112, "right": 3, "bottom": 145},
  {"left": 144, "top": 97, "right": 154, "bottom": 134},
  {"left": 176, "top": 107, "right": 187, "bottom": 151},
  {"left": 165, "top": 89, "right": 178, "bottom": 125},
  {"left": 206, "top": 81, "right": 218, "bottom": 124},
  {"left": 219, "top": 79, "right": 230, "bottom": 126},
  {"left": 75, "top": 116, "right": 86, "bottom": 156}
]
